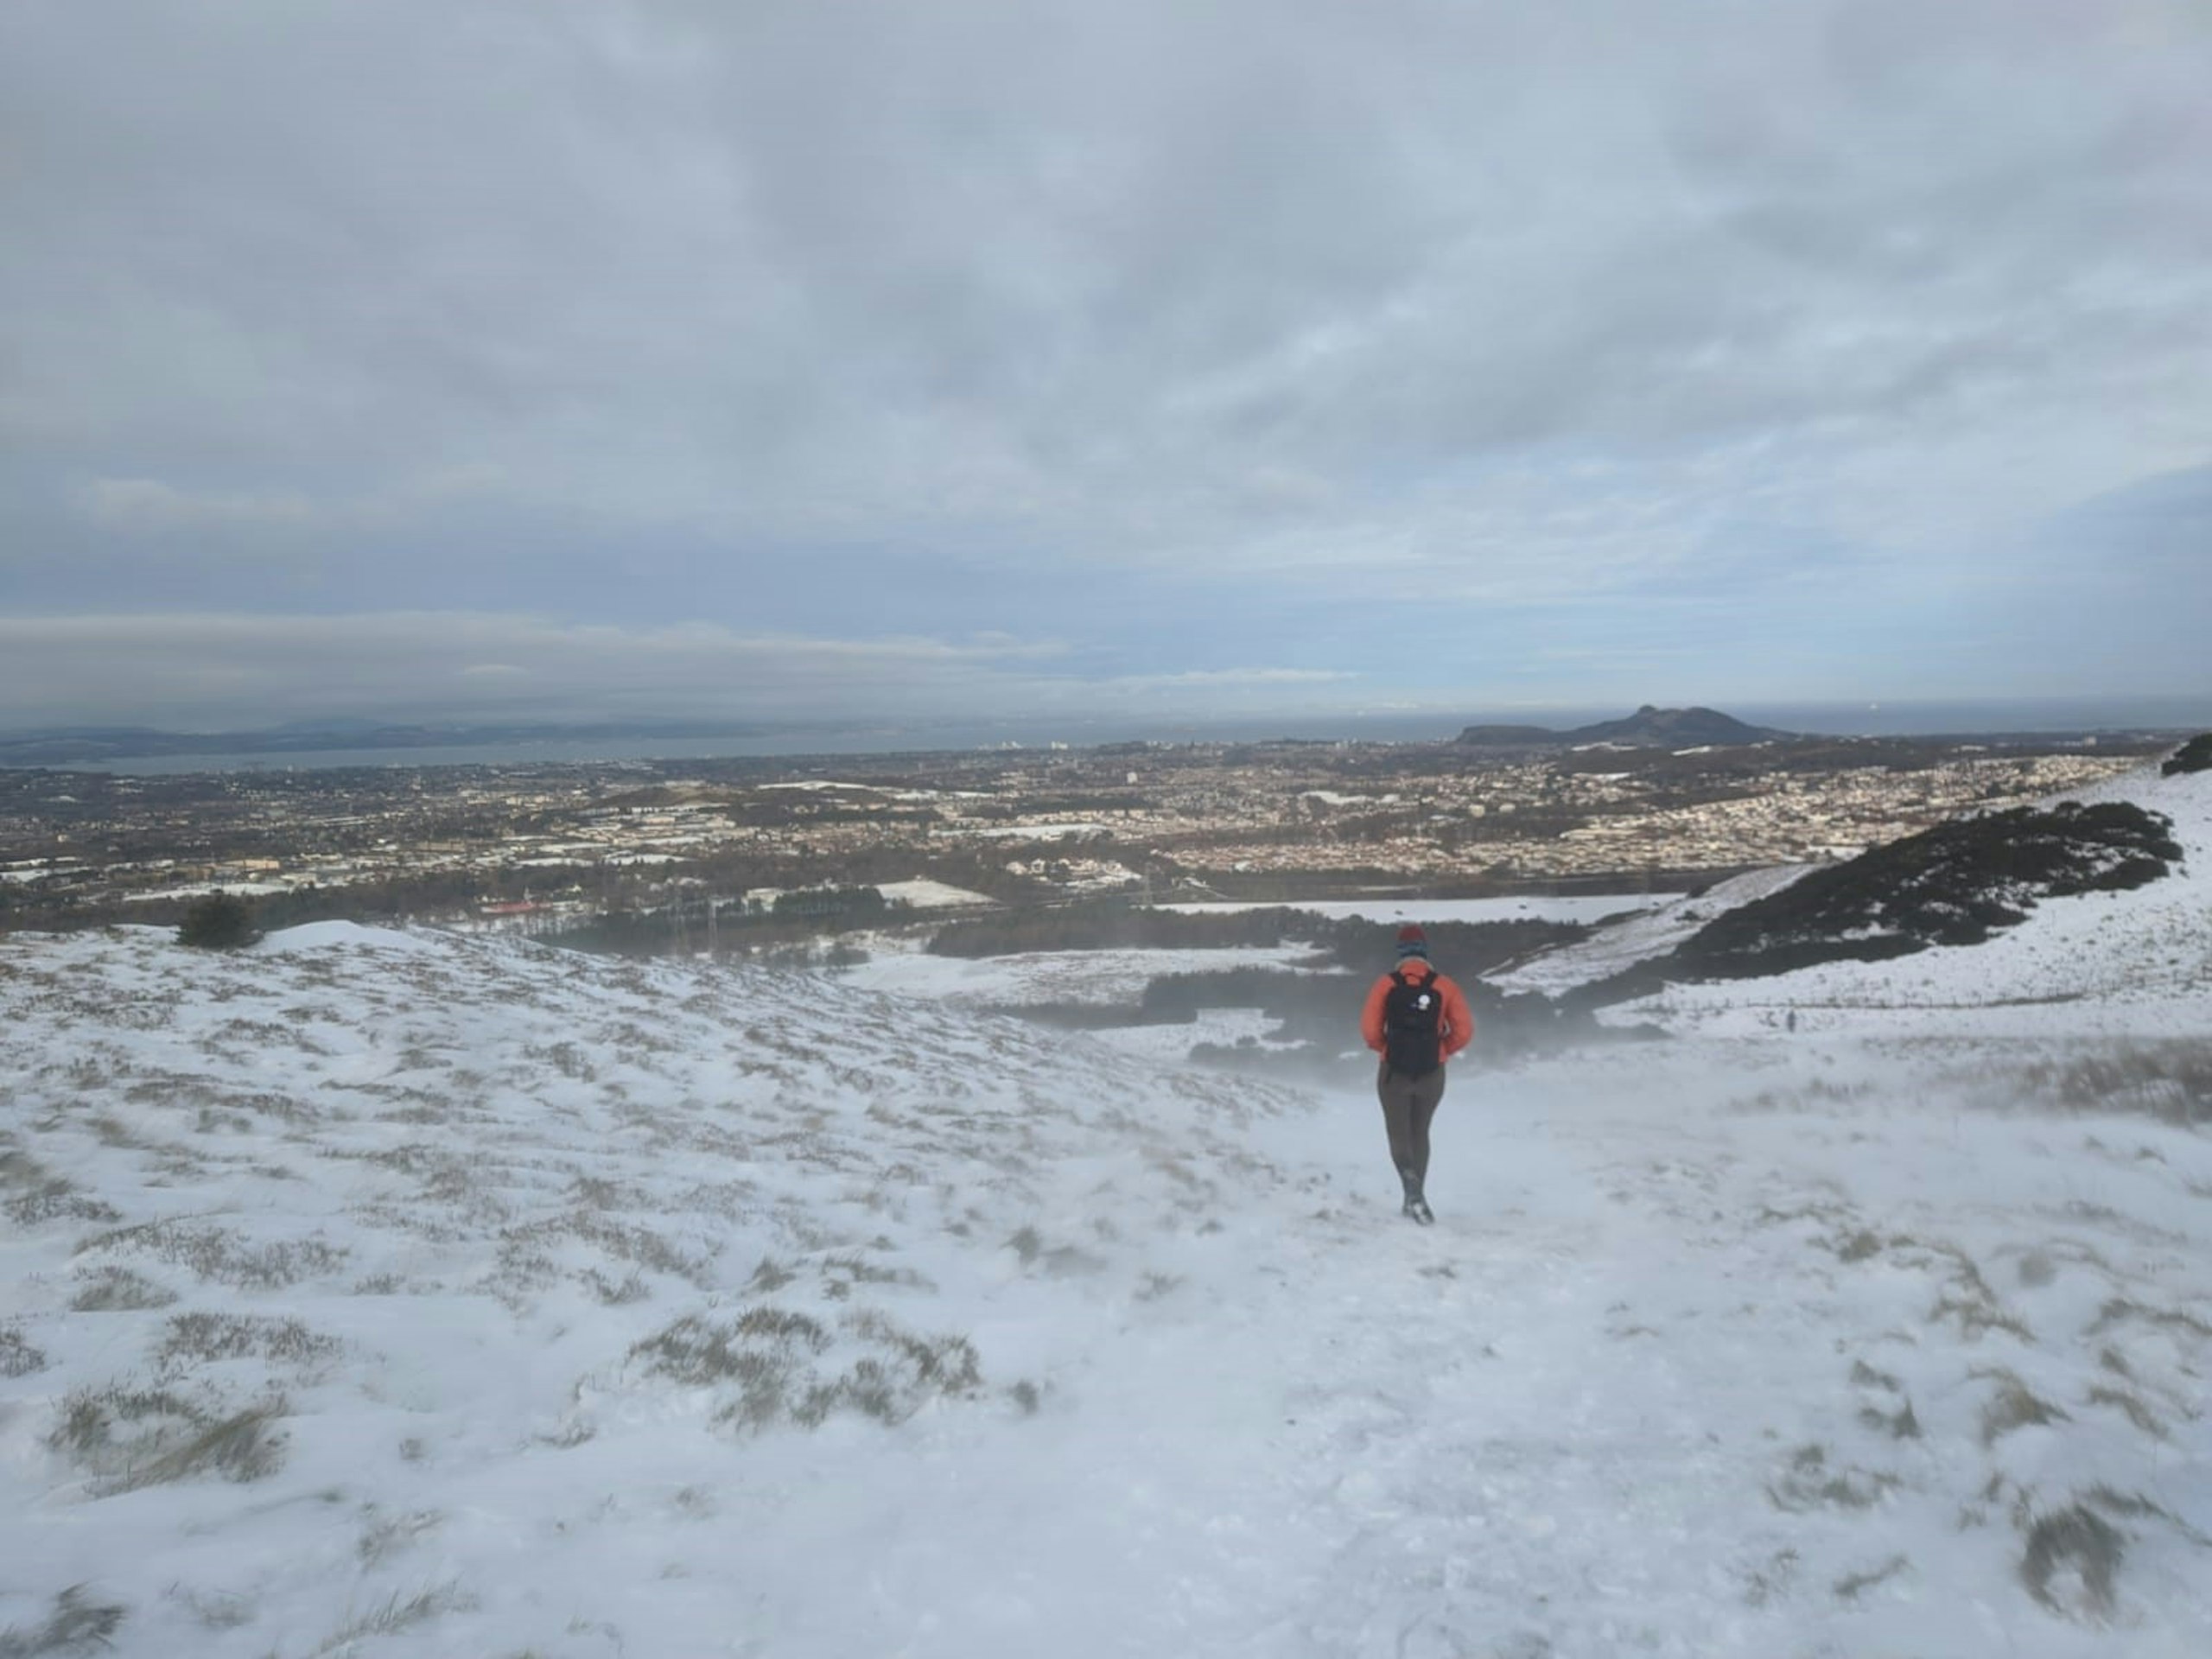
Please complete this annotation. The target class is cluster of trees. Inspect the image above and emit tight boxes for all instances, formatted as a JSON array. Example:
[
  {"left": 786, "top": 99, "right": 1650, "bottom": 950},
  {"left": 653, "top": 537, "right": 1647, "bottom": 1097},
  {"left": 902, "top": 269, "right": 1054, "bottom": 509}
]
[
  {"left": 176, "top": 891, "right": 258, "bottom": 950},
  {"left": 546, "top": 886, "right": 893, "bottom": 960}
]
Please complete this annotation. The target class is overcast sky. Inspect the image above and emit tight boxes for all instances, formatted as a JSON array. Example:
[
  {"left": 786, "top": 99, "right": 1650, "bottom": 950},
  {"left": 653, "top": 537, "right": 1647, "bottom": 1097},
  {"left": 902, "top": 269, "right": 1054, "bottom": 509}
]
[{"left": 3, "top": 0, "right": 2209, "bottom": 733}]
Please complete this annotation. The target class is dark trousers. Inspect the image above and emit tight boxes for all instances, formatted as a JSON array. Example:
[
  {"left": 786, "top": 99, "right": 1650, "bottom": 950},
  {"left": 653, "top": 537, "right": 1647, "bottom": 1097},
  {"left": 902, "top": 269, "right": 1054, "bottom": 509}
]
[{"left": 1376, "top": 1060, "right": 1446, "bottom": 1196}]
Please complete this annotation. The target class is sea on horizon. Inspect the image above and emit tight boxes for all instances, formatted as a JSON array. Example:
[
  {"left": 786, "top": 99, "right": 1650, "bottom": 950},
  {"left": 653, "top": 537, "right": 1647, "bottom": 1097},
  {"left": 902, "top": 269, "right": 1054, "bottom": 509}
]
[{"left": 7, "top": 696, "right": 2207, "bottom": 776}]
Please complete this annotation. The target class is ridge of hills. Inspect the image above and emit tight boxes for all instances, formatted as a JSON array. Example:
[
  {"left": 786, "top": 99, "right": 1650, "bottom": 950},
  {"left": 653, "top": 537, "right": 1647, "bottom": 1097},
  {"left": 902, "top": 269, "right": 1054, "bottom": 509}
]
[{"left": 1453, "top": 703, "right": 1792, "bottom": 748}]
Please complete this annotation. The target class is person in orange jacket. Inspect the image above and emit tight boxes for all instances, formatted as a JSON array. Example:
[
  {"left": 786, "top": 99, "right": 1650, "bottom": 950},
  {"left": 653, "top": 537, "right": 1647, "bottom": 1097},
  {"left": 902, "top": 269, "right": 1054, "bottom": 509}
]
[{"left": 1360, "top": 924, "right": 1475, "bottom": 1224}]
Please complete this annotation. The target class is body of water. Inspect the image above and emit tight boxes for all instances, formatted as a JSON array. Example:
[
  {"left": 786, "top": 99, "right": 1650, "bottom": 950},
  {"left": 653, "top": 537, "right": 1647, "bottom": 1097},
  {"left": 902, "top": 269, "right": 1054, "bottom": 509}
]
[{"left": 10, "top": 697, "right": 2206, "bottom": 776}]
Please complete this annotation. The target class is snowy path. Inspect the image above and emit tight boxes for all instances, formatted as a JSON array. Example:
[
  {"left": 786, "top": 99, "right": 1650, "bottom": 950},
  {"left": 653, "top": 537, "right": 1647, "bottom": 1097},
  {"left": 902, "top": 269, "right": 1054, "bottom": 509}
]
[
  {"left": 4, "top": 928, "right": 2209, "bottom": 1657},
  {"left": 674, "top": 1053, "right": 2210, "bottom": 1658}
]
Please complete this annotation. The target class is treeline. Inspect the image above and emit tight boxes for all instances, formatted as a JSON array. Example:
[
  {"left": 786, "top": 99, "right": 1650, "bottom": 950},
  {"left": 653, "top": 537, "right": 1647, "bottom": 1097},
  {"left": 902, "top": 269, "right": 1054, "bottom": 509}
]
[
  {"left": 925, "top": 902, "right": 1317, "bottom": 957},
  {"left": 3, "top": 871, "right": 506, "bottom": 936},
  {"left": 549, "top": 906, "right": 876, "bottom": 966},
  {"left": 543, "top": 885, "right": 891, "bottom": 960},
  {"left": 926, "top": 901, "right": 1588, "bottom": 978},
  {"left": 1132, "top": 966, "right": 1623, "bottom": 1075}
]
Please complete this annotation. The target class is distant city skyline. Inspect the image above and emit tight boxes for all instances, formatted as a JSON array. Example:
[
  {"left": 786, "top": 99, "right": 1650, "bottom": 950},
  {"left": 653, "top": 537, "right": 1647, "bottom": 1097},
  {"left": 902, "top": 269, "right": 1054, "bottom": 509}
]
[{"left": 4, "top": 2, "right": 2209, "bottom": 729}]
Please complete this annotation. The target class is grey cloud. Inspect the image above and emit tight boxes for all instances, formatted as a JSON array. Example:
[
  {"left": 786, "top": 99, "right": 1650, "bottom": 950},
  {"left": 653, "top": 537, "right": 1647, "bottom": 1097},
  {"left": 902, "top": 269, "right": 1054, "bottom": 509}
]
[
  {"left": 80, "top": 478, "right": 318, "bottom": 531},
  {"left": 0, "top": 613, "right": 1067, "bottom": 727},
  {"left": 0, "top": 612, "right": 1359, "bottom": 729},
  {"left": 2, "top": 1, "right": 2209, "bottom": 720}
]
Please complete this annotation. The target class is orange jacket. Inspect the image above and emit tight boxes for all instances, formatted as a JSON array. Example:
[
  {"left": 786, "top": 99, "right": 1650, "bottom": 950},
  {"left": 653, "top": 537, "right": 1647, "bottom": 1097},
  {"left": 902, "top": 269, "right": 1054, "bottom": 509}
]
[{"left": 1362, "top": 958, "right": 1475, "bottom": 1068}]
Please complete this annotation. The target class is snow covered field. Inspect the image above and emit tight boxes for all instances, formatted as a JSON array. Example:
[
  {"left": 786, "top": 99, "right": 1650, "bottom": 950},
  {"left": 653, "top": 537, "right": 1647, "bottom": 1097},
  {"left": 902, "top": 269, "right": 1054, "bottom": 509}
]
[
  {"left": 872, "top": 878, "right": 997, "bottom": 912},
  {"left": 2, "top": 758, "right": 2208, "bottom": 1656},
  {"left": 1487, "top": 867, "right": 1815, "bottom": 999}
]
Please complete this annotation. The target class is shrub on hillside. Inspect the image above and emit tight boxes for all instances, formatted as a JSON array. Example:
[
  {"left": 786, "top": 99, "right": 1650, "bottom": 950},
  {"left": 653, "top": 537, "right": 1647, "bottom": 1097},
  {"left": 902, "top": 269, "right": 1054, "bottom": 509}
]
[
  {"left": 176, "top": 891, "right": 260, "bottom": 950},
  {"left": 2161, "top": 734, "right": 2212, "bottom": 777}
]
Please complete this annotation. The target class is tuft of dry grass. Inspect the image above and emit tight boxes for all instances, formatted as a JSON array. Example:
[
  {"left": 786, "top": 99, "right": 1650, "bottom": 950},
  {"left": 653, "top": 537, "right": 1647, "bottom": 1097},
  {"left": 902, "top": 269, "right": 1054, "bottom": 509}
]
[
  {"left": 1766, "top": 1443, "right": 1900, "bottom": 1513},
  {"left": 1736, "top": 1547, "right": 1800, "bottom": 1609},
  {"left": 0, "top": 1325, "right": 48, "bottom": 1378},
  {"left": 1848, "top": 1359, "right": 1900, "bottom": 1390},
  {"left": 2082, "top": 1484, "right": 2212, "bottom": 1546},
  {"left": 49, "top": 1384, "right": 289, "bottom": 1494},
  {"left": 1004, "top": 1226, "right": 1106, "bottom": 1276},
  {"left": 165, "top": 1583, "right": 255, "bottom": 1631},
  {"left": 1977, "top": 1370, "right": 2072, "bottom": 1446},
  {"left": 6, "top": 1189, "right": 122, "bottom": 1228},
  {"left": 68, "top": 1267, "right": 179, "bottom": 1313},
  {"left": 357, "top": 1507, "right": 445, "bottom": 1567},
  {"left": 1924, "top": 1249, "right": 2035, "bottom": 1344},
  {"left": 1858, "top": 1399, "right": 1922, "bottom": 1440},
  {"left": 0, "top": 1587, "right": 128, "bottom": 1658},
  {"left": 1834, "top": 1228, "right": 1885, "bottom": 1263},
  {"left": 2090, "top": 1296, "right": 2212, "bottom": 1341},
  {"left": 582, "top": 1268, "right": 650, "bottom": 1306},
  {"left": 2019, "top": 1503, "right": 2125, "bottom": 1623},
  {"left": 1, "top": 1143, "right": 121, "bottom": 1227},
  {"left": 818, "top": 1251, "right": 931, "bottom": 1298},
  {"left": 627, "top": 1307, "right": 832, "bottom": 1430},
  {"left": 155, "top": 1312, "right": 340, "bottom": 1372},
  {"left": 747, "top": 1256, "right": 797, "bottom": 1293},
  {"left": 2083, "top": 1385, "right": 2169, "bottom": 1440},
  {"left": 283, "top": 1581, "right": 474, "bottom": 1659},
  {"left": 1833, "top": 1554, "right": 1910, "bottom": 1602},
  {"left": 74, "top": 1218, "right": 348, "bottom": 1290},
  {"left": 626, "top": 1303, "right": 984, "bottom": 1434},
  {"left": 2005, "top": 1039, "right": 2212, "bottom": 1125}
]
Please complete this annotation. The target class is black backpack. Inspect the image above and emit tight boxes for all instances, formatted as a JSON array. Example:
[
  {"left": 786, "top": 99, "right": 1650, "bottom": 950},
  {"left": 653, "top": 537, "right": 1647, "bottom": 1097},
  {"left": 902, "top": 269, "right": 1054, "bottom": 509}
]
[{"left": 1382, "top": 968, "right": 1444, "bottom": 1078}]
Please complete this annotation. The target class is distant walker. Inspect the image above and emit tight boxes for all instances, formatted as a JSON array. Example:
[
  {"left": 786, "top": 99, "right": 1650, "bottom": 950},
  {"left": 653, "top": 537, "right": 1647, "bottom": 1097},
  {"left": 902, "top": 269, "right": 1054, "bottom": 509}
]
[{"left": 1360, "top": 925, "right": 1476, "bottom": 1225}]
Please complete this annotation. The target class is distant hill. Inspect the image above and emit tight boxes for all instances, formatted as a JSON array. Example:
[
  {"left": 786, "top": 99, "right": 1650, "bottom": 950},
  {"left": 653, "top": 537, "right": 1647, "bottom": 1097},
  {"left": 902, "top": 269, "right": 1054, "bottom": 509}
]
[{"left": 1453, "top": 705, "right": 1790, "bottom": 749}]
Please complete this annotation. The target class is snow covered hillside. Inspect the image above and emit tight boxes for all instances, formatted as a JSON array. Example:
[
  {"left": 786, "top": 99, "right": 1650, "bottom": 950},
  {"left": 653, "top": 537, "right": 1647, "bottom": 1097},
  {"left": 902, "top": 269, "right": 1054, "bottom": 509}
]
[
  {"left": 1487, "top": 864, "right": 1815, "bottom": 1000},
  {"left": 3, "top": 866, "right": 2209, "bottom": 1654},
  {"left": 1596, "top": 757, "right": 2212, "bottom": 1040}
]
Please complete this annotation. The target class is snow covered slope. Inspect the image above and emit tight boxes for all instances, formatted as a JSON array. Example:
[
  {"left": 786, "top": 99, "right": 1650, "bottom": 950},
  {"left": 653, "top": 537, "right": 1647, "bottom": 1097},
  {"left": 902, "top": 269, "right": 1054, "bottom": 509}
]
[
  {"left": 3, "top": 918, "right": 2209, "bottom": 1656},
  {"left": 1608, "top": 759, "right": 2212, "bottom": 1039},
  {"left": 1487, "top": 864, "right": 1815, "bottom": 997}
]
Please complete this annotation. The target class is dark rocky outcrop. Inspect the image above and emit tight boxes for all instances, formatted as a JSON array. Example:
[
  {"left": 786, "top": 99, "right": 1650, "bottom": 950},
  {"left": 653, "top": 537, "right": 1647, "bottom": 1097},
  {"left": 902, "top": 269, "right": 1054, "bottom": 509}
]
[{"left": 2161, "top": 734, "right": 2212, "bottom": 777}]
